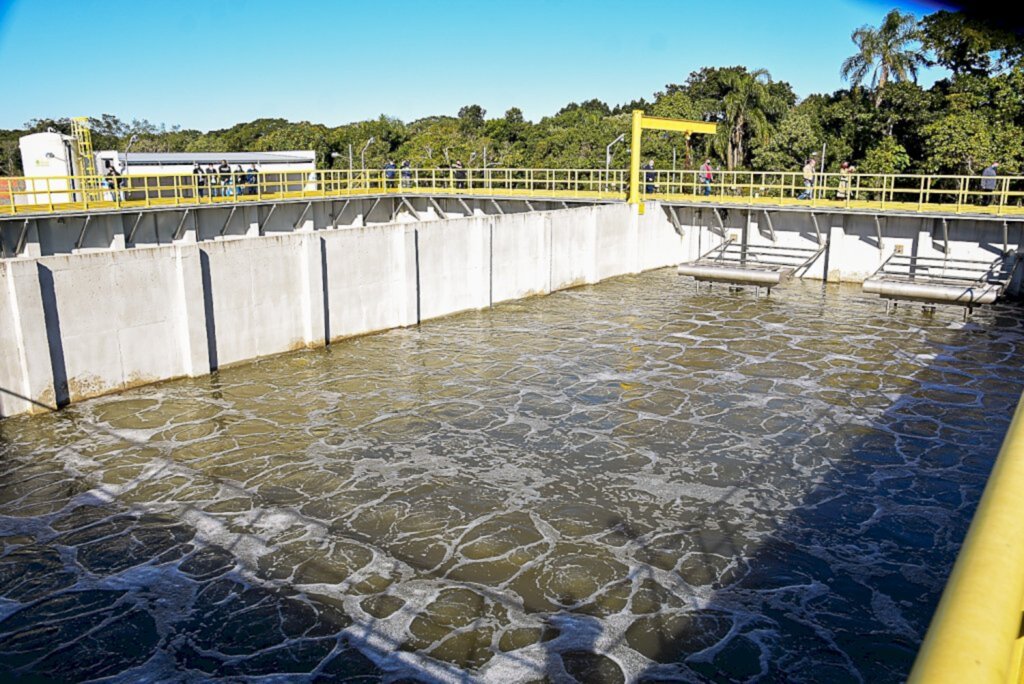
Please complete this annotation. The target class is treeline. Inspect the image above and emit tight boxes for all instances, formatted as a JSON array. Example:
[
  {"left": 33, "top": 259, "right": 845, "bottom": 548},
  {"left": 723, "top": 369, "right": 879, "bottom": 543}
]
[{"left": 2, "top": 9, "right": 1022, "bottom": 178}]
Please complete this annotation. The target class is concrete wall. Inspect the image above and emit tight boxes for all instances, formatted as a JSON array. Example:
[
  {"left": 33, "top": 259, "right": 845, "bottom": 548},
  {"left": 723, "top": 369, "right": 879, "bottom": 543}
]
[
  {"left": 1, "top": 196, "right": 584, "bottom": 258},
  {"left": 4, "top": 199, "right": 1020, "bottom": 418},
  {"left": 663, "top": 204, "right": 1024, "bottom": 284},
  {"left": 0, "top": 247, "right": 209, "bottom": 413},
  {"left": 0, "top": 202, "right": 677, "bottom": 417}
]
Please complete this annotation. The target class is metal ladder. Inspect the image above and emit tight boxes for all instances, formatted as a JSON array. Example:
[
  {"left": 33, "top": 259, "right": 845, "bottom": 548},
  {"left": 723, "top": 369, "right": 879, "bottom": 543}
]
[{"left": 70, "top": 117, "right": 103, "bottom": 202}]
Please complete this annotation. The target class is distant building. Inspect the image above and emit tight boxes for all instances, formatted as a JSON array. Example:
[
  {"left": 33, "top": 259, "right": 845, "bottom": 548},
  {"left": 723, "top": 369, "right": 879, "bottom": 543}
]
[
  {"left": 15, "top": 130, "right": 316, "bottom": 206},
  {"left": 93, "top": 151, "right": 316, "bottom": 176}
]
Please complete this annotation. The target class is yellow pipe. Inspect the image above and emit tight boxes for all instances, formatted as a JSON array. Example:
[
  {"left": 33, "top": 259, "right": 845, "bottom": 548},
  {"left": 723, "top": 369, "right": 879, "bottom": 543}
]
[{"left": 909, "top": 394, "right": 1024, "bottom": 683}]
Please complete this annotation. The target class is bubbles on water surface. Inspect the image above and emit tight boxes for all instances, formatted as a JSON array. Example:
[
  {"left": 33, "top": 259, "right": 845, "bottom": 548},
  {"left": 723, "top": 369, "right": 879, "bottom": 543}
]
[{"left": 1, "top": 272, "right": 1023, "bottom": 682}]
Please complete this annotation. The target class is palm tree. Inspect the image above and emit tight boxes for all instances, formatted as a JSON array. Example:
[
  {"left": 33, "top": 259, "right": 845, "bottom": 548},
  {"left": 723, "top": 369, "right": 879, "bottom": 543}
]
[
  {"left": 714, "top": 69, "right": 781, "bottom": 171},
  {"left": 841, "top": 9, "right": 926, "bottom": 107}
]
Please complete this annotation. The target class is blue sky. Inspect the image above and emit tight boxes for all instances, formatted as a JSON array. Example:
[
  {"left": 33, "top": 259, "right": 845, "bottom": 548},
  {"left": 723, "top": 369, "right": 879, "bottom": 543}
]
[{"left": 0, "top": 0, "right": 952, "bottom": 131}]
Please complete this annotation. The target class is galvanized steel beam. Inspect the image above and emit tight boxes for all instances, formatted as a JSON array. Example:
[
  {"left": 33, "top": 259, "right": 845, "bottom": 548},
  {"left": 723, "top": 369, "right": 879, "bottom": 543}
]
[
  {"left": 75, "top": 215, "right": 92, "bottom": 250},
  {"left": 219, "top": 206, "right": 238, "bottom": 236}
]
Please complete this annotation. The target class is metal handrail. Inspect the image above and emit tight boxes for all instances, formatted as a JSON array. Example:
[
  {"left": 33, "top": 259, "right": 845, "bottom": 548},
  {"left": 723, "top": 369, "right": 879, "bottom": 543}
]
[
  {"left": 909, "top": 393, "right": 1024, "bottom": 683},
  {"left": 0, "top": 168, "right": 630, "bottom": 216},
  {"left": 641, "top": 168, "right": 1024, "bottom": 216},
  {"left": 4, "top": 167, "right": 1023, "bottom": 217}
]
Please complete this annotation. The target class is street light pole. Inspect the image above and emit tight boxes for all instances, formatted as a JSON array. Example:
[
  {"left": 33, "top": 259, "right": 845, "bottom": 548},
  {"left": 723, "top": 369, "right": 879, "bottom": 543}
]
[
  {"left": 606, "top": 134, "right": 625, "bottom": 171},
  {"left": 606, "top": 133, "right": 626, "bottom": 190},
  {"left": 360, "top": 137, "right": 375, "bottom": 173},
  {"left": 123, "top": 134, "right": 138, "bottom": 175}
]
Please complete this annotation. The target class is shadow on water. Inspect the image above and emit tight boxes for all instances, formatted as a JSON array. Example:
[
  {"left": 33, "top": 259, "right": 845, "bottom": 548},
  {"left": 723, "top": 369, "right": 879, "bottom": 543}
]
[{"left": 627, "top": 289, "right": 1024, "bottom": 682}]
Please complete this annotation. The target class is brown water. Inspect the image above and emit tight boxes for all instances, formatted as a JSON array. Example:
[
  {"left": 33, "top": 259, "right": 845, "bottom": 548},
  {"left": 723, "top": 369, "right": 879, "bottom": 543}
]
[{"left": 1, "top": 271, "right": 1022, "bottom": 683}]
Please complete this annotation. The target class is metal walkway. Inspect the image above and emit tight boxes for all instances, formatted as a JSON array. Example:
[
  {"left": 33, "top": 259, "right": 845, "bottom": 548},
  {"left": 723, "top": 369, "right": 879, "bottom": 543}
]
[
  {"left": 676, "top": 238, "right": 826, "bottom": 294},
  {"left": 863, "top": 252, "right": 1019, "bottom": 312}
]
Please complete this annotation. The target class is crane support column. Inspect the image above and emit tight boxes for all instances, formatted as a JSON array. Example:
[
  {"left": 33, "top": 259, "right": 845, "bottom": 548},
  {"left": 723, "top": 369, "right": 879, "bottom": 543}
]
[{"left": 628, "top": 110, "right": 718, "bottom": 206}]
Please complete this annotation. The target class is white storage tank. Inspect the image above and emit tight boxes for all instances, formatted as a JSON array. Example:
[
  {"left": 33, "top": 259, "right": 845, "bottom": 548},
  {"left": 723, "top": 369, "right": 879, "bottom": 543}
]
[{"left": 17, "top": 131, "right": 77, "bottom": 206}]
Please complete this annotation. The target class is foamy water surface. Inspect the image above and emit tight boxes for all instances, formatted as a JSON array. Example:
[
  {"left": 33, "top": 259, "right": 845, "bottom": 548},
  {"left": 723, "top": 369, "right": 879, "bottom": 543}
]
[{"left": 1, "top": 271, "right": 1023, "bottom": 683}]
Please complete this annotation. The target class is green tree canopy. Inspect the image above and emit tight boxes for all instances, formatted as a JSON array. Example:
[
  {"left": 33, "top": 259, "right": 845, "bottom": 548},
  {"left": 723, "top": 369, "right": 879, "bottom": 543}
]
[{"left": 841, "top": 9, "right": 927, "bottom": 106}]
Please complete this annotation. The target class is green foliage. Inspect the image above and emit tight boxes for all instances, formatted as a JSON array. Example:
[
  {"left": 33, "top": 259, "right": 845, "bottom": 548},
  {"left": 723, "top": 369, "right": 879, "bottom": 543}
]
[
  {"left": 860, "top": 136, "right": 911, "bottom": 174},
  {"left": 920, "top": 11, "right": 1022, "bottom": 76},
  {"left": 841, "top": 9, "right": 926, "bottom": 106},
  {"left": 751, "top": 108, "right": 821, "bottom": 171}
]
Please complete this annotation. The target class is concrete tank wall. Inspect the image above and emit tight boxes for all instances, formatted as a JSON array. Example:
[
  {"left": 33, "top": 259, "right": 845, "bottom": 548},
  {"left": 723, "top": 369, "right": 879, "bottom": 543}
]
[
  {"left": 1, "top": 202, "right": 679, "bottom": 417},
  {"left": 5, "top": 199, "right": 1019, "bottom": 418}
]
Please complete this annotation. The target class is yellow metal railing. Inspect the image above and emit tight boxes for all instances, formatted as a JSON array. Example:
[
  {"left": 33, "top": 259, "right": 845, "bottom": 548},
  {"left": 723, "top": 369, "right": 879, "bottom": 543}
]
[
  {"left": 3, "top": 167, "right": 1024, "bottom": 218},
  {"left": 638, "top": 169, "right": 1024, "bottom": 216},
  {"left": 909, "top": 395, "right": 1024, "bottom": 683},
  {"left": 0, "top": 168, "right": 629, "bottom": 216}
]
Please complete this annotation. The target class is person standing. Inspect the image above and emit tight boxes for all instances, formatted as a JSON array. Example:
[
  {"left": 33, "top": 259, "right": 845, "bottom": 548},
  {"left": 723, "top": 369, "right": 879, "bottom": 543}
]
[
  {"left": 205, "top": 164, "right": 219, "bottom": 197},
  {"left": 642, "top": 159, "right": 657, "bottom": 194},
  {"left": 453, "top": 160, "right": 466, "bottom": 190},
  {"left": 384, "top": 160, "right": 397, "bottom": 190},
  {"left": 234, "top": 165, "right": 246, "bottom": 196},
  {"left": 700, "top": 159, "right": 713, "bottom": 196},
  {"left": 400, "top": 160, "right": 412, "bottom": 188},
  {"left": 797, "top": 157, "right": 816, "bottom": 200},
  {"left": 193, "top": 162, "right": 206, "bottom": 199},
  {"left": 981, "top": 162, "right": 1000, "bottom": 207},
  {"left": 246, "top": 164, "right": 258, "bottom": 196},
  {"left": 102, "top": 163, "right": 115, "bottom": 202},
  {"left": 217, "top": 160, "right": 232, "bottom": 197},
  {"left": 836, "top": 161, "right": 854, "bottom": 201}
]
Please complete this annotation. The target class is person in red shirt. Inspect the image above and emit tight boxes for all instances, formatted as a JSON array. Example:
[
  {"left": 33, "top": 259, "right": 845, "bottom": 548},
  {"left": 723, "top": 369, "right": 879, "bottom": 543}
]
[{"left": 700, "top": 159, "right": 713, "bottom": 196}]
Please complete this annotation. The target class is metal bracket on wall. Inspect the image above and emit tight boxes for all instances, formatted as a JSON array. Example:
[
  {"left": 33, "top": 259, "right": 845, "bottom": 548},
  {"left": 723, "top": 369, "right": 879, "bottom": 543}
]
[
  {"left": 490, "top": 199, "right": 504, "bottom": 215},
  {"left": 666, "top": 206, "right": 683, "bottom": 233},
  {"left": 762, "top": 210, "right": 776, "bottom": 242},
  {"left": 330, "top": 200, "right": 350, "bottom": 229},
  {"left": 810, "top": 212, "right": 822, "bottom": 245},
  {"left": 293, "top": 201, "right": 312, "bottom": 230},
  {"left": 173, "top": 209, "right": 191, "bottom": 241},
  {"left": 14, "top": 219, "right": 30, "bottom": 256},
  {"left": 524, "top": 200, "right": 535, "bottom": 213},
  {"left": 75, "top": 215, "right": 93, "bottom": 250},
  {"left": 874, "top": 215, "right": 885, "bottom": 251},
  {"left": 258, "top": 204, "right": 277, "bottom": 236},
  {"left": 364, "top": 197, "right": 383, "bottom": 223},
  {"left": 219, "top": 206, "right": 238, "bottom": 236},
  {"left": 127, "top": 212, "right": 145, "bottom": 244},
  {"left": 428, "top": 197, "right": 447, "bottom": 220},
  {"left": 712, "top": 207, "right": 725, "bottom": 233},
  {"left": 457, "top": 198, "right": 473, "bottom": 217},
  {"left": 401, "top": 197, "right": 421, "bottom": 221}
]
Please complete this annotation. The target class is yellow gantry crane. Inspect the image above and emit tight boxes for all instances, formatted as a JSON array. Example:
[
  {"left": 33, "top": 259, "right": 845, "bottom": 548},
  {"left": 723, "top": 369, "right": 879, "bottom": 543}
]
[{"left": 628, "top": 110, "right": 717, "bottom": 210}]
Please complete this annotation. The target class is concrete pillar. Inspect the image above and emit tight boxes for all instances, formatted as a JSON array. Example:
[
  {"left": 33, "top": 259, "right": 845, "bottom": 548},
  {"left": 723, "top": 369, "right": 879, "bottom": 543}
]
[
  {"left": 173, "top": 245, "right": 211, "bottom": 376},
  {"left": 174, "top": 210, "right": 197, "bottom": 245},
  {"left": 21, "top": 222, "right": 42, "bottom": 258},
  {"left": 0, "top": 259, "right": 57, "bottom": 415},
  {"left": 244, "top": 206, "right": 259, "bottom": 238},
  {"left": 827, "top": 220, "right": 846, "bottom": 283},
  {"left": 298, "top": 233, "right": 326, "bottom": 347},
  {"left": 916, "top": 218, "right": 934, "bottom": 258}
]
